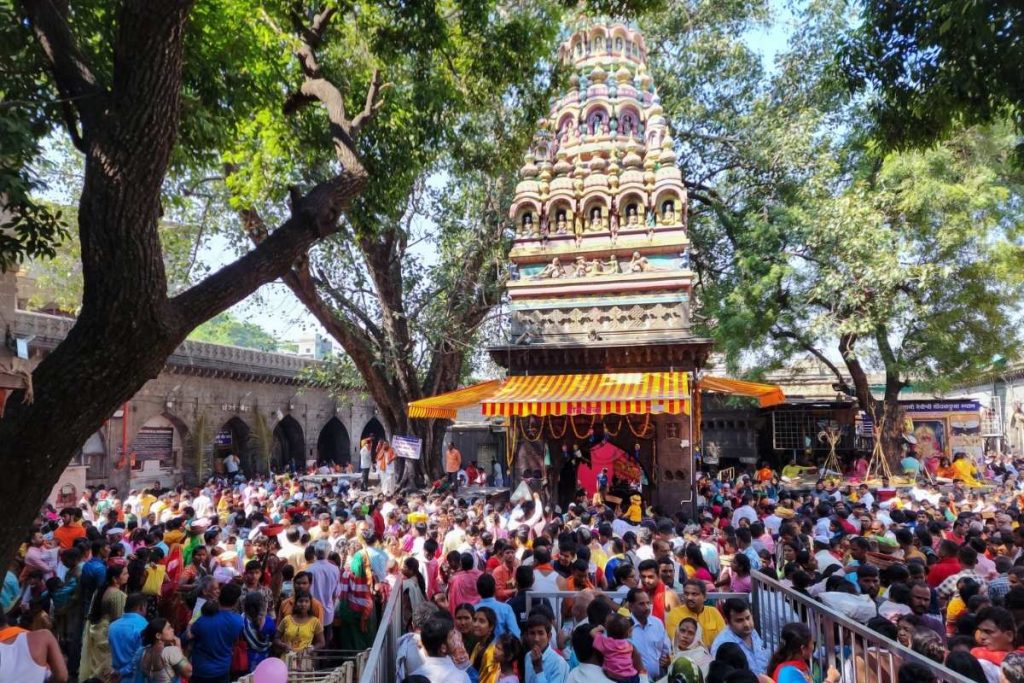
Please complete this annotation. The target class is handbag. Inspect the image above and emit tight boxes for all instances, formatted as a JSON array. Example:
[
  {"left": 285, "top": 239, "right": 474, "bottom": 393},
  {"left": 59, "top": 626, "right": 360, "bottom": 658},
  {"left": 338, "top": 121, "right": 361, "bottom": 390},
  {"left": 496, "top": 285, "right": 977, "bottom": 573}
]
[{"left": 230, "top": 636, "right": 249, "bottom": 675}]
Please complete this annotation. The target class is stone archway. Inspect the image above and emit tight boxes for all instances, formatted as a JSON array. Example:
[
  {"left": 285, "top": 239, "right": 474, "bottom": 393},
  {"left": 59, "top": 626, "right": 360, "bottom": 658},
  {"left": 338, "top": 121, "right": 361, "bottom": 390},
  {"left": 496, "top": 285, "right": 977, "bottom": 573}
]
[
  {"left": 273, "top": 415, "right": 306, "bottom": 472},
  {"left": 215, "top": 416, "right": 251, "bottom": 473},
  {"left": 317, "top": 417, "right": 351, "bottom": 466},
  {"left": 79, "top": 430, "right": 107, "bottom": 482},
  {"left": 359, "top": 417, "right": 387, "bottom": 456}
]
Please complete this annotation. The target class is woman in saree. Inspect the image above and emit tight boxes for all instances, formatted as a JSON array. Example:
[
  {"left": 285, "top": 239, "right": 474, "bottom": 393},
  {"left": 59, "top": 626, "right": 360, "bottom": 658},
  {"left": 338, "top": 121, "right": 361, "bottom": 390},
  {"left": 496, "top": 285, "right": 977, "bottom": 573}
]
[
  {"left": 80, "top": 564, "right": 128, "bottom": 682},
  {"left": 336, "top": 539, "right": 378, "bottom": 652},
  {"left": 469, "top": 606, "right": 499, "bottom": 683}
]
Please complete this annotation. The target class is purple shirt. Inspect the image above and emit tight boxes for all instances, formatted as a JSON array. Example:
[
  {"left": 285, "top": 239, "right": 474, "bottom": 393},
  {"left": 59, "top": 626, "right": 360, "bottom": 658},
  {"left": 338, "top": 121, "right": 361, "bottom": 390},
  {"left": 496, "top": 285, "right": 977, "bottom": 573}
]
[{"left": 305, "top": 559, "right": 341, "bottom": 624}]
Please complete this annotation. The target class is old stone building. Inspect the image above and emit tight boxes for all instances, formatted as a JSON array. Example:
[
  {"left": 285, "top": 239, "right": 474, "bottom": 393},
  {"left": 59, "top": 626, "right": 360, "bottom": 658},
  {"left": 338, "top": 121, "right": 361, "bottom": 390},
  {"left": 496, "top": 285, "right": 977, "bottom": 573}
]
[{"left": 12, "top": 308, "right": 382, "bottom": 495}]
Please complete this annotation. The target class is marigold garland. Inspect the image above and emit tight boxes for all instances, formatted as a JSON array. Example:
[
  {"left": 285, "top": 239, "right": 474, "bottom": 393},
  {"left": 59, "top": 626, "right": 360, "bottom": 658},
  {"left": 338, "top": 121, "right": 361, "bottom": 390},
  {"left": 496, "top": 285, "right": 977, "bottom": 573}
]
[
  {"left": 547, "top": 415, "right": 568, "bottom": 439},
  {"left": 518, "top": 416, "right": 544, "bottom": 442},
  {"left": 570, "top": 413, "right": 597, "bottom": 439},
  {"left": 626, "top": 413, "right": 652, "bottom": 438},
  {"left": 603, "top": 415, "right": 623, "bottom": 437}
]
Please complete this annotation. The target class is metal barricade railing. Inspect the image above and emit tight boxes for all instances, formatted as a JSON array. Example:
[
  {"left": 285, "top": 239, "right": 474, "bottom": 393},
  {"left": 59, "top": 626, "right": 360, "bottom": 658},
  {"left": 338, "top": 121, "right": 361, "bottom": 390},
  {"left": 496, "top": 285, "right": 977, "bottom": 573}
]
[
  {"left": 525, "top": 590, "right": 748, "bottom": 633},
  {"left": 751, "top": 570, "right": 974, "bottom": 683},
  {"left": 357, "top": 583, "right": 405, "bottom": 683}
]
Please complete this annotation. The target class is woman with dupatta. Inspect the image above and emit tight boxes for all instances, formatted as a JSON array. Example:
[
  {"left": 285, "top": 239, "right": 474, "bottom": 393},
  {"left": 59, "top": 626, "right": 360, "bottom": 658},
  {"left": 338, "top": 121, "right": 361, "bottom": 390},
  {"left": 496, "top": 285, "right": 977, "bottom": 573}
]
[
  {"left": 336, "top": 538, "right": 377, "bottom": 652},
  {"left": 80, "top": 564, "right": 128, "bottom": 682},
  {"left": 669, "top": 618, "right": 712, "bottom": 683}
]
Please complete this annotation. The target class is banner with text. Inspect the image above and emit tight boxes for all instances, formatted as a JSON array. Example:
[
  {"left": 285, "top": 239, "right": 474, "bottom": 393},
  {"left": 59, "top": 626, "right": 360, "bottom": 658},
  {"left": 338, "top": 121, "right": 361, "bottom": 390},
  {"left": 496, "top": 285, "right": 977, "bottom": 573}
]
[{"left": 393, "top": 435, "right": 423, "bottom": 460}]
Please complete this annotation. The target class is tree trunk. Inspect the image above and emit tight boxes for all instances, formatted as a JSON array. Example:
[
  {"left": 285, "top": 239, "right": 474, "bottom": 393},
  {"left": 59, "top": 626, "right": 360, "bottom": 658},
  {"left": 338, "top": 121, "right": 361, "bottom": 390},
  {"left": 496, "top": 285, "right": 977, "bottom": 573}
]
[
  {"left": 840, "top": 331, "right": 907, "bottom": 473},
  {"left": 1, "top": 0, "right": 380, "bottom": 568},
  {"left": 879, "top": 372, "right": 907, "bottom": 472}
]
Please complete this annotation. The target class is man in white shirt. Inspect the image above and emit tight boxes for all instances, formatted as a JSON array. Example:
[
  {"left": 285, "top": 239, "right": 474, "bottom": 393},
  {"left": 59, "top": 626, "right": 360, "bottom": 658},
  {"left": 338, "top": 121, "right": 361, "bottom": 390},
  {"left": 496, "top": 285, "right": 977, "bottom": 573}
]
[
  {"left": 359, "top": 440, "right": 372, "bottom": 491},
  {"left": 635, "top": 527, "right": 655, "bottom": 562},
  {"left": 857, "top": 484, "right": 875, "bottom": 509},
  {"left": 763, "top": 505, "right": 784, "bottom": 536},
  {"left": 193, "top": 488, "right": 213, "bottom": 519},
  {"left": 411, "top": 616, "right": 470, "bottom": 683},
  {"left": 442, "top": 513, "right": 468, "bottom": 556},
  {"left": 731, "top": 494, "right": 758, "bottom": 528}
]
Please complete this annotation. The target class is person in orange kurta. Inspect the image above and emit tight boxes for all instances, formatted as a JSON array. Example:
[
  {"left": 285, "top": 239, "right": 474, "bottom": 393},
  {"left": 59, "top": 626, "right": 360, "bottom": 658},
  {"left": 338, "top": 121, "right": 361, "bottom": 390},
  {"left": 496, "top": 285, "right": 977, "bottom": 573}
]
[
  {"left": 490, "top": 545, "right": 518, "bottom": 602},
  {"left": 445, "top": 443, "right": 462, "bottom": 492},
  {"left": 53, "top": 509, "right": 86, "bottom": 551}
]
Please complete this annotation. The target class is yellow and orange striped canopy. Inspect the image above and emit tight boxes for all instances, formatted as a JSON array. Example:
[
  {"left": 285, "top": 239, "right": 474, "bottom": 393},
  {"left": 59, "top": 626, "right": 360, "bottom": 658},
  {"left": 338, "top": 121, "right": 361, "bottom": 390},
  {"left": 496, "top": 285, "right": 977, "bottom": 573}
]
[
  {"left": 697, "top": 375, "right": 785, "bottom": 407},
  {"left": 407, "top": 380, "right": 503, "bottom": 420},
  {"left": 480, "top": 371, "right": 690, "bottom": 417}
]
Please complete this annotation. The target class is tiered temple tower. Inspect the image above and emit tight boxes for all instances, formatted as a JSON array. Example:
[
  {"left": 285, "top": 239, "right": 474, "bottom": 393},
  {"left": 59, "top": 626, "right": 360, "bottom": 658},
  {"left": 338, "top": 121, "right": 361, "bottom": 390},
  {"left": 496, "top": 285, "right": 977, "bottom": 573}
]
[
  {"left": 490, "top": 21, "right": 713, "bottom": 509},
  {"left": 495, "top": 20, "right": 709, "bottom": 370}
]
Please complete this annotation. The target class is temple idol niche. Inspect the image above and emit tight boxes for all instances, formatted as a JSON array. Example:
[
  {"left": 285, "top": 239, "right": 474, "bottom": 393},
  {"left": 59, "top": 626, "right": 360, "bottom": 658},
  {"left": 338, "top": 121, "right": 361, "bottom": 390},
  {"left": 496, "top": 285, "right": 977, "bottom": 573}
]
[
  {"left": 660, "top": 199, "right": 678, "bottom": 226},
  {"left": 520, "top": 212, "right": 534, "bottom": 237},
  {"left": 619, "top": 110, "right": 639, "bottom": 137},
  {"left": 555, "top": 209, "right": 568, "bottom": 234},
  {"left": 586, "top": 109, "right": 607, "bottom": 136},
  {"left": 625, "top": 202, "right": 641, "bottom": 226}
]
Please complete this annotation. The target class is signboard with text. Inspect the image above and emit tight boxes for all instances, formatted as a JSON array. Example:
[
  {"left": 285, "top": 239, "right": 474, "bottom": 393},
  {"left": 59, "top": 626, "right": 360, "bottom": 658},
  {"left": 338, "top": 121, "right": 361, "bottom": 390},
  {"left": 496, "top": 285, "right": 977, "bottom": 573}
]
[{"left": 393, "top": 435, "right": 422, "bottom": 460}]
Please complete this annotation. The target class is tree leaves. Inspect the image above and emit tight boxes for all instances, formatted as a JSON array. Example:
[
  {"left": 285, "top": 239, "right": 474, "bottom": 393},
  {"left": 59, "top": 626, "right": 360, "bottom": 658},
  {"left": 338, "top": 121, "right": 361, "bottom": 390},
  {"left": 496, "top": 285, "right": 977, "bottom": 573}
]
[{"left": 841, "top": 0, "right": 1024, "bottom": 160}]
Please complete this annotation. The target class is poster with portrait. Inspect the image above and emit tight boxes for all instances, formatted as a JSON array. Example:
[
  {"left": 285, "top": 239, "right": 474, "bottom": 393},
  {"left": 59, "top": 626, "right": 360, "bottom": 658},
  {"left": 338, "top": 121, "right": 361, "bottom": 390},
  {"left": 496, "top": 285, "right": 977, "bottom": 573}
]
[
  {"left": 902, "top": 400, "right": 982, "bottom": 464},
  {"left": 910, "top": 419, "right": 947, "bottom": 461}
]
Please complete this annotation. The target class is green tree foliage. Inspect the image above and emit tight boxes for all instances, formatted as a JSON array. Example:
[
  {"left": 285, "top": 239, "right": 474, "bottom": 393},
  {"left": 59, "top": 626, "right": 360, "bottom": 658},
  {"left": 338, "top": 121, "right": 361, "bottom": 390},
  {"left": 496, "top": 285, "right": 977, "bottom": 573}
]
[
  {"left": 0, "top": 3, "right": 69, "bottom": 268},
  {"left": 649, "top": 0, "right": 1024, "bottom": 461},
  {"left": 794, "top": 127, "right": 1024, "bottom": 392},
  {"left": 228, "top": 1, "right": 661, "bottom": 480},
  {"left": 841, "top": 0, "right": 1024, "bottom": 158},
  {"left": 188, "top": 312, "right": 281, "bottom": 351}
]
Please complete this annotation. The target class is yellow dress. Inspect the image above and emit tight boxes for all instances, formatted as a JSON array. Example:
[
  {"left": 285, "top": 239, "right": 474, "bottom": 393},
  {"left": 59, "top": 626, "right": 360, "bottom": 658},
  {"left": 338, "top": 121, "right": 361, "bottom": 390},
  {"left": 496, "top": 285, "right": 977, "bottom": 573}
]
[
  {"left": 625, "top": 495, "right": 643, "bottom": 523},
  {"left": 80, "top": 587, "right": 126, "bottom": 682},
  {"left": 952, "top": 458, "right": 983, "bottom": 487},
  {"left": 280, "top": 615, "right": 321, "bottom": 651},
  {"left": 216, "top": 496, "right": 231, "bottom": 525},
  {"left": 472, "top": 641, "right": 500, "bottom": 683}
]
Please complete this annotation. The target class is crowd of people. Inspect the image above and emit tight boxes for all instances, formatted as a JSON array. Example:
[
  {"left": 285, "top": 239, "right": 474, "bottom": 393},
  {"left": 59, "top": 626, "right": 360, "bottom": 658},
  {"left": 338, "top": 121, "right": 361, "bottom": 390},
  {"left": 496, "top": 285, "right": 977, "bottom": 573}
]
[{"left": 7, "top": 448, "right": 1024, "bottom": 683}]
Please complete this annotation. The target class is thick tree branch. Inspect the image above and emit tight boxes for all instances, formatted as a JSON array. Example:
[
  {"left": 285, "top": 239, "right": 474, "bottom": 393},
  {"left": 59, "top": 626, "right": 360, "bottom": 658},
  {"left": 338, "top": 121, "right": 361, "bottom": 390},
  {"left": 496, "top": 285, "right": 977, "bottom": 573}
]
[
  {"left": 182, "top": 3, "right": 391, "bottom": 330},
  {"left": 59, "top": 100, "right": 85, "bottom": 152},
  {"left": 20, "top": 0, "right": 106, "bottom": 136},
  {"left": 874, "top": 322, "right": 907, "bottom": 390},
  {"left": 235, "top": 204, "right": 404, "bottom": 430},
  {"left": 171, "top": 173, "right": 363, "bottom": 326},
  {"left": 358, "top": 226, "right": 421, "bottom": 401},
  {"left": 838, "top": 332, "right": 875, "bottom": 412}
]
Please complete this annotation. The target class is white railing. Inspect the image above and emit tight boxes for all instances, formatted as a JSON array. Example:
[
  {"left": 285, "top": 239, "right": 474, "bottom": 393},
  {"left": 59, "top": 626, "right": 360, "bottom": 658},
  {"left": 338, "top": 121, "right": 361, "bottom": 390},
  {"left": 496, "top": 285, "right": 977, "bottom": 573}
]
[
  {"left": 357, "top": 584, "right": 405, "bottom": 683},
  {"left": 751, "top": 570, "right": 974, "bottom": 683}
]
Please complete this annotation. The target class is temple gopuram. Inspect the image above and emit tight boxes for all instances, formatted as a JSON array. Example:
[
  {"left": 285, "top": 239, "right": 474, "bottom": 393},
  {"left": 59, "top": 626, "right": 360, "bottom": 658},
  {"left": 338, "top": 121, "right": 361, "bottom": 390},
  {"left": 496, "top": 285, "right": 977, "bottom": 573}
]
[{"left": 411, "top": 20, "right": 782, "bottom": 512}]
